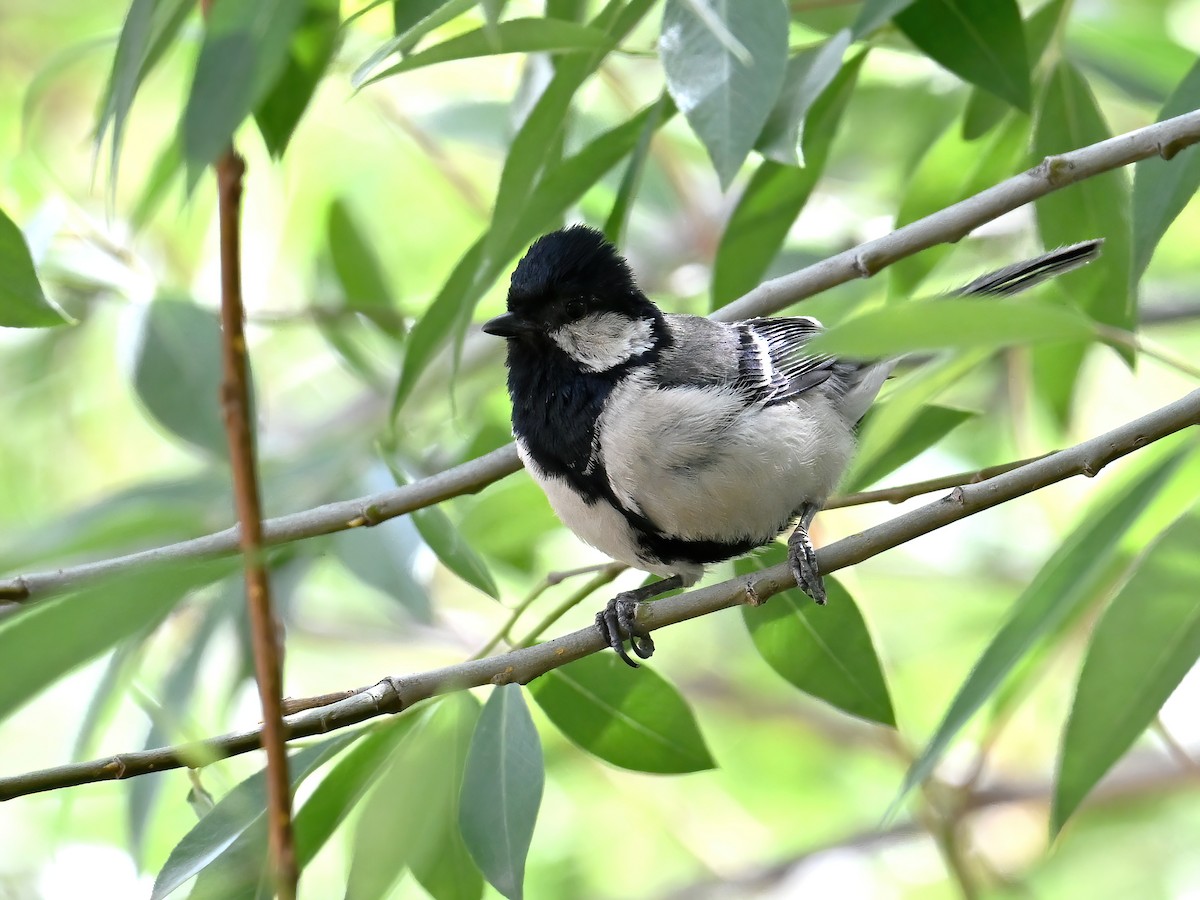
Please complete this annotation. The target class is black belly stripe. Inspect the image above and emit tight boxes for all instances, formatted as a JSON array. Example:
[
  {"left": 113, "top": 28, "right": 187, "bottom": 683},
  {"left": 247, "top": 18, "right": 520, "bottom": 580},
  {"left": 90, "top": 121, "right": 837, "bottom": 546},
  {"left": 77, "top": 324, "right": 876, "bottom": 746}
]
[{"left": 636, "top": 530, "right": 770, "bottom": 567}]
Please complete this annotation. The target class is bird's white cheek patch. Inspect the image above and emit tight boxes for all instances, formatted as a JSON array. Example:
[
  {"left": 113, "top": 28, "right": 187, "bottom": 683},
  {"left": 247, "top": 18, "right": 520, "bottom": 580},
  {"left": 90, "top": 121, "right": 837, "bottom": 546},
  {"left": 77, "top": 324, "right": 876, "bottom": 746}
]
[{"left": 549, "top": 313, "right": 655, "bottom": 372}]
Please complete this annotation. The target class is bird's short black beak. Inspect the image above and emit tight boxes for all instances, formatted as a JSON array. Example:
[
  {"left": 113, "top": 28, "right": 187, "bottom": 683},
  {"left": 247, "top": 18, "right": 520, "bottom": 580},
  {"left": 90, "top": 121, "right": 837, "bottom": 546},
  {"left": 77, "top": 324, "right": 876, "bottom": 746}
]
[{"left": 482, "top": 312, "right": 538, "bottom": 338}]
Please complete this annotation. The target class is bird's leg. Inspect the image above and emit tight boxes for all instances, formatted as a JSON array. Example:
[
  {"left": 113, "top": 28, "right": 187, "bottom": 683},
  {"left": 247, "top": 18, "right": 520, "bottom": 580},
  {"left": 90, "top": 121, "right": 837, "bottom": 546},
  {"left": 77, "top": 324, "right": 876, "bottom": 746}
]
[
  {"left": 595, "top": 574, "right": 684, "bottom": 668},
  {"left": 788, "top": 503, "right": 827, "bottom": 605}
]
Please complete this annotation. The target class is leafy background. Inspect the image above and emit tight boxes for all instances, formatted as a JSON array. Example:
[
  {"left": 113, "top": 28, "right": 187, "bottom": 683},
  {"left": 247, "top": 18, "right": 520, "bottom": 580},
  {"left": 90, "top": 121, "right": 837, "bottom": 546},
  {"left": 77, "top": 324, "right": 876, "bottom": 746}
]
[{"left": 2, "top": 0, "right": 1200, "bottom": 897}]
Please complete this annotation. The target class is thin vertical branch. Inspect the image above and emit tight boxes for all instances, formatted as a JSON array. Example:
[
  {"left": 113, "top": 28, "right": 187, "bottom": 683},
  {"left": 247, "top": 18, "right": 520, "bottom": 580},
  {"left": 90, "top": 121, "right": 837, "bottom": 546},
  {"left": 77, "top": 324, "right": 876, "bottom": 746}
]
[{"left": 214, "top": 151, "right": 297, "bottom": 898}]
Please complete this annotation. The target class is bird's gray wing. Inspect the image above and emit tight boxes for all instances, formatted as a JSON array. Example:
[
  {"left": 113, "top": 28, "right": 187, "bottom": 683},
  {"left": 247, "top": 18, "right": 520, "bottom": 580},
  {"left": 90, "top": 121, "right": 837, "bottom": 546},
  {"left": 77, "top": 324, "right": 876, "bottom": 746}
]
[{"left": 734, "top": 316, "right": 838, "bottom": 406}]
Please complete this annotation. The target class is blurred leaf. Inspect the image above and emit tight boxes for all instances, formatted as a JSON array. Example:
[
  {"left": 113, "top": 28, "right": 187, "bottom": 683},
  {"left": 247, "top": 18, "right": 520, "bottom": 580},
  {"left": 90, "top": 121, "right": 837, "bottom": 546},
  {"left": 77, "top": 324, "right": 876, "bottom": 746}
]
[
  {"left": 96, "top": 0, "right": 193, "bottom": 189},
  {"left": 888, "top": 113, "right": 1029, "bottom": 300},
  {"left": 529, "top": 653, "right": 716, "bottom": 773},
  {"left": 844, "top": 404, "right": 976, "bottom": 492},
  {"left": 808, "top": 299, "right": 1094, "bottom": 357},
  {"left": 896, "top": 449, "right": 1186, "bottom": 809},
  {"left": 603, "top": 93, "right": 669, "bottom": 245},
  {"left": 151, "top": 732, "right": 362, "bottom": 899},
  {"left": 352, "top": 0, "right": 475, "bottom": 83},
  {"left": 1132, "top": 59, "right": 1200, "bottom": 277},
  {"left": 331, "top": 516, "right": 432, "bottom": 623},
  {"left": 896, "top": 0, "right": 1030, "bottom": 110},
  {"left": 0, "top": 207, "right": 67, "bottom": 327},
  {"left": 0, "top": 560, "right": 227, "bottom": 726},
  {"left": 394, "top": 0, "right": 452, "bottom": 35},
  {"left": 132, "top": 136, "right": 183, "bottom": 230},
  {"left": 459, "top": 684, "right": 543, "bottom": 900},
  {"left": 326, "top": 198, "right": 402, "bottom": 336},
  {"left": 133, "top": 296, "right": 227, "bottom": 456},
  {"left": 459, "top": 477, "right": 562, "bottom": 571},
  {"left": 711, "top": 49, "right": 864, "bottom": 308},
  {"left": 254, "top": 0, "right": 340, "bottom": 158},
  {"left": 852, "top": 0, "right": 916, "bottom": 38},
  {"left": 359, "top": 18, "right": 607, "bottom": 85},
  {"left": 660, "top": 0, "right": 788, "bottom": 188},
  {"left": 71, "top": 634, "right": 147, "bottom": 763},
  {"left": 755, "top": 29, "right": 851, "bottom": 167},
  {"left": 181, "top": 0, "right": 307, "bottom": 179},
  {"left": 739, "top": 554, "right": 895, "bottom": 726},
  {"left": 1054, "top": 505, "right": 1200, "bottom": 834},
  {"left": 347, "top": 695, "right": 483, "bottom": 900},
  {"left": 959, "top": 85, "right": 1008, "bottom": 141}
]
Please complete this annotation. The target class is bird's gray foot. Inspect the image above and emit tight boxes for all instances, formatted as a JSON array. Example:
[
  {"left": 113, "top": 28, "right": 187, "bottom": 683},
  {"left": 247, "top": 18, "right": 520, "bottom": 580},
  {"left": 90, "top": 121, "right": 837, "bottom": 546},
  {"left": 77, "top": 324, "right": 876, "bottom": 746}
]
[
  {"left": 594, "top": 574, "right": 683, "bottom": 668},
  {"left": 787, "top": 524, "right": 827, "bottom": 605}
]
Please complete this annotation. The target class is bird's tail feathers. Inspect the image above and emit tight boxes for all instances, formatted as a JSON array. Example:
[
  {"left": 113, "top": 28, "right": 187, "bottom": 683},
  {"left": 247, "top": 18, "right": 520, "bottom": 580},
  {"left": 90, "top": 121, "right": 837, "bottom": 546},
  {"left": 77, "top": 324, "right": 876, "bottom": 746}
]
[{"left": 953, "top": 239, "right": 1104, "bottom": 297}]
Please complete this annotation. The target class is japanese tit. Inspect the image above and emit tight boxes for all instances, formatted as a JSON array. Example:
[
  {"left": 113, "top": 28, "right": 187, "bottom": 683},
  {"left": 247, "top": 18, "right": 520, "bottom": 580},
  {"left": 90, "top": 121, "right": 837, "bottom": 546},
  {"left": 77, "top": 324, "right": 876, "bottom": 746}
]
[{"left": 484, "top": 226, "right": 1100, "bottom": 666}]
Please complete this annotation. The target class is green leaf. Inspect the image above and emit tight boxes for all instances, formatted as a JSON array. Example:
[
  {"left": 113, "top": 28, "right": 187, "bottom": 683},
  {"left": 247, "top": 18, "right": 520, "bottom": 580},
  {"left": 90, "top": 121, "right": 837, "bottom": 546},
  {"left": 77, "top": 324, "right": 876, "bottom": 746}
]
[
  {"left": 181, "top": 0, "right": 308, "bottom": 178},
  {"left": 151, "top": 732, "right": 362, "bottom": 899},
  {"left": 133, "top": 296, "right": 227, "bottom": 456},
  {"left": 347, "top": 695, "right": 483, "bottom": 900},
  {"left": 1132, "top": 59, "right": 1200, "bottom": 277},
  {"left": 459, "top": 684, "right": 543, "bottom": 900},
  {"left": 254, "top": 0, "right": 340, "bottom": 158},
  {"left": 96, "top": 0, "right": 193, "bottom": 189},
  {"left": 1054, "top": 505, "right": 1200, "bottom": 834},
  {"left": 660, "top": 0, "right": 788, "bottom": 188},
  {"left": 711, "top": 49, "right": 865, "bottom": 308},
  {"left": 603, "top": 93, "right": 669, "bottom": 245},
  {"left": 358, "top": 17, "right": 608, "bottom": 85},
  {"left": 529, "top": 653, "right": 716, "bottom": 773},
  {"left": 896, "top": 0, "right": 1031, "bottom": 110},
  {"left": 351, "top": 0, "right": 475, "bottom": 84},
  {"left": 0, "top": 207, "right": 67, "bottom": 327},
  {"left": 844, "top": 404, "right": 976, "bottom": 492},
  {"left": 896, "top": 449, "right": 1186, "bottom": 810},
  {"left": 330, "top": 515, "right": 432, "bottom": 623},
  {"left": 739, "top": 552, "right": 895, "bottom": 725},
  {"left": 0, "top": 560, "right": 227, "bottom": 728},
  {"left": 326, "top": 198, "right": 401, "bottom": 336},
  {"left": 132, "top": 136, "right": 183, "bottom": 230},
  {"left": 852, "top": 0, "right": 916, "bottom": 38},
  {"left": 755, "top": 30, "right": 851, "bottom": 167},
  {"left": 807, "top": 299, "right": 1095, "bottom": 358}
]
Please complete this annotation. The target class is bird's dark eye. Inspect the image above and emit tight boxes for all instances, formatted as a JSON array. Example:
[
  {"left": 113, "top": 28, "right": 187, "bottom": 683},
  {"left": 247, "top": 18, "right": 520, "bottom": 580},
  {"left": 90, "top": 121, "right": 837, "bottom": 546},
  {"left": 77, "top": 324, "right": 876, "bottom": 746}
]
[{"left": 565, "top": 298, "right": 586, "bottom": 319}]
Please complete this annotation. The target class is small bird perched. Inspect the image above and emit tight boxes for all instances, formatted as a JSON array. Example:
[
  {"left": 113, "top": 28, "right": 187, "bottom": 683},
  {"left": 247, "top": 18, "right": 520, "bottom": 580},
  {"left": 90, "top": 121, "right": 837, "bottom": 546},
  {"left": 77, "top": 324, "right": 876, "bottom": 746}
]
[{"left": 484, "top": 225, "right": 1100, "bottom": 667}]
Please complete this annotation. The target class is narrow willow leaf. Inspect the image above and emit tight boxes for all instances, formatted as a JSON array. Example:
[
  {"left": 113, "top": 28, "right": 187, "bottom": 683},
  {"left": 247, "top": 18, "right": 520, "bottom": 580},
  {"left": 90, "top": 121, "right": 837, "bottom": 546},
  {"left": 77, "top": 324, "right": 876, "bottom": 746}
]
[
  {"left": 0, "top": 207, "right": 67, "bottom": 327},
  {"left": 0, "top": 560, "right": 228, "bottom": 727},
  {"left": 529, "top": 653, "right": 716, "bottom": 773},
  {"left": 660, "top": 0, "right": 788, "bottom": 188},
  {"left": 351, "top": 0, "right": 474, "bottom": 84},
  {"left": 331, "top": 516, "right": 432, "bottom": 622},
  {"left": 459, "top": 684, "right": 543, "bottom": 900},
  {"left": 1053, "top": 506, "right": 1200, "bottom": 834},
  {"left": 151, "top": 733, "right": 362, "bottom": 899},
  {"left": 181, "top": 0, "right": 307, "bottom": 178},
  {"left": 326, "top": 198, "right": 401, "bottom": 336},
  {"left": 254, "top": 0, "right": 340, "bottom": 158},
  {"left": 852, "top": 0, "right": 916, "bottom": 38},
  {"left": 896, "top": 0, "right": 1031, "bottom": 110},
  {"left": 132, "top": 136, "right": 183, "bottom": 230},
  {"left": 808, "top": 299, "right": 1095, "bottom": 358},
  {"left": 844, "top": 404, "right": 976, "bottom": 492},
  {"left": 1132, "top": 59, "right": 1200, "bottom": 277},
  {"left": 359, "top": 18, "right": 607, "bottom": 85},
  {"left": 603, "top": 94, "right": 669, "bottom": 245},
  {"left": 133, "top": 296, "right": 227, "bottom": 456},
  {"left": 755, "top": 29, "right": 851, "bottom": 167},
  {"left": 739, "top": 552, "right": 895, "bottom": 726},
  {"left": 347, "top": 695, "right": 483, "bottom": 900},
  {"left": 896, "top": 449, "right": 1186, "bottom": 809},
  {"left": 711, "top": 49, "right": 865, "bottom": 308}
]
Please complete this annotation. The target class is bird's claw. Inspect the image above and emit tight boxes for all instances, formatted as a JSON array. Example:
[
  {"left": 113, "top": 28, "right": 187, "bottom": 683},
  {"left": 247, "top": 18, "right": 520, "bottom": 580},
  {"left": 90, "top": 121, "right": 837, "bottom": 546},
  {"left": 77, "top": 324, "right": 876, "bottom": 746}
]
[
  {"left": 595, "top": 593, "right": 655, "bottom": 668},
  {"left": 788, "top": 526, "right": 827, "bottom": 605}
]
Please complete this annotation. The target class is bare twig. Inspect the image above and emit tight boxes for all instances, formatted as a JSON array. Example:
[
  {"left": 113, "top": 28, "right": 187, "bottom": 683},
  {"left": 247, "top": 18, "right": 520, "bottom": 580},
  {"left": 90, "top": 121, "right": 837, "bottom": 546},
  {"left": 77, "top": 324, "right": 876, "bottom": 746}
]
[
  {"left": 823, "top": 454, "right": 1053, "bottom": 508},
  {"left": 212, "top": 147, "right": 296, "bottom": 898},
  {"left": 2, "top": 387, "right": 1196, "bottom": 802},
  {"left": 3, "top": 110, "right": 1200, "bottom": 608}
]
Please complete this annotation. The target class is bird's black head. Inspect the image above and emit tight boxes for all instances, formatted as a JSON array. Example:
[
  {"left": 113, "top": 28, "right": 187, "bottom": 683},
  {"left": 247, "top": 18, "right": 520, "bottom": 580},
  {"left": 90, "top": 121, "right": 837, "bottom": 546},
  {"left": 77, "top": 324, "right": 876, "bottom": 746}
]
[{"left": 483, "top": 225, "right": 666, "bottom": 373}]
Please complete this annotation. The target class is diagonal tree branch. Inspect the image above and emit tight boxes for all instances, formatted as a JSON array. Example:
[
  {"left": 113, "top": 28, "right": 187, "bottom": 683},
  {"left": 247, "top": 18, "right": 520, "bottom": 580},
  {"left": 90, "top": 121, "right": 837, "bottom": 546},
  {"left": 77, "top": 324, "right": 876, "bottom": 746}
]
[
  {"left": 2, "top": 108, "right": 1199, "bottom": 608},
  {"left": 2, "top": 387, "right": 1196, "bottom": 802}
]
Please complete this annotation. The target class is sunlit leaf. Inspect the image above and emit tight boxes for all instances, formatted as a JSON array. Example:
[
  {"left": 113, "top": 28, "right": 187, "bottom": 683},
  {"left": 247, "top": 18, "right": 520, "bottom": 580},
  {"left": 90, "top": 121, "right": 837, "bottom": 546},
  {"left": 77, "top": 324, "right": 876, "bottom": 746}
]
[
  {"left": 0, "top": 207, "right": 67, "bottom": 328},
  {"left": 1132, "top": 59, "right": 1200, "bottom": 277},
  {"left": 739, "top": 553, "right": 895, "bottom": 726},
  {"left": 326, "top": 198, "right": 402, "bottom": 337},
  {"left": 843, "top": 404, "right": 976, "bottom": 492},
  {"left": 529, "top": 653, "right": 716, "bottom": 773},
  {"left": 181, "top": 0, "right": 307, "bottom": 178},
  {"left": 711, "top": 49, "right": 864, "bottom": 308},
  {"left": 254, "top": 0, "right": 340, "bottom": 158},
  {"left": 1054, "top": 505, "right": 1200, "bottom": 834},
  {"left": 896, "top": 0, "right": 1030, "bottom": 110},
  {"left": 896, "top": 449, "right": 1186, "bottom": 809},
  {"left": 660, "top": 0, "right": 788, "bottom": 188},
  {"left": 359, "top": 17, "right": 607, "bottom": 85},
  {"left": 807, "top": 299, "right": 1095, "bottom": 358},
  {"left": 351, "top": 0, "right": 475, "bottom": 83},
  {"left": 755, "top": 29, "right": 851, "bottom": 167},
  {"left": 459, "top": 684, "right": 543, "bottom": 900},
  {"left": 133, "top": 296, "right": 227, "bottom": 456}
]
